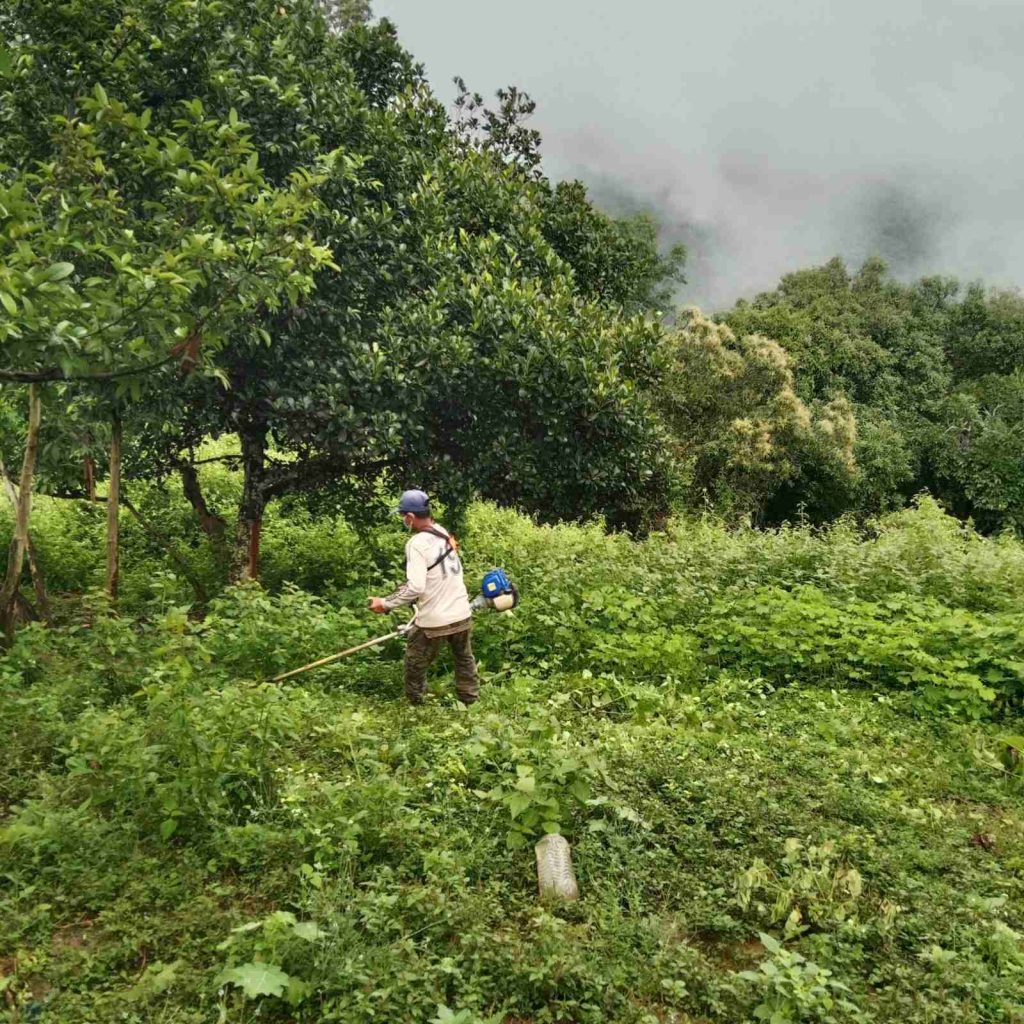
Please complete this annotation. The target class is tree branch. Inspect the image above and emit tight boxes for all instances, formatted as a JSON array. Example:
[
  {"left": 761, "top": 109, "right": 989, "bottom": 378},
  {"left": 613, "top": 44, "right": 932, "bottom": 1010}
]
[
  {"left": 0, "top": 354, "right": 174, "bottom": 384},
  {"left": 188, "top": 454, "right": 243, "bottom": 467},
  {"left": 179, "top": 462, "right": 229, "bottom": 551},
  {"left": 262, "top": 453, "right": 395, "bottom": 501},
  {"left": 121, "top": 491, "right": 210, "bottom": 603}
]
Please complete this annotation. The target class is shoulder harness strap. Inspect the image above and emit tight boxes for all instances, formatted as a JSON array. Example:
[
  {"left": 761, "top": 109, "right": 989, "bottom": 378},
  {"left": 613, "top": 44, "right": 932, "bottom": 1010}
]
[{"left": 424, "top": 526, "right": 459, "bottom": 571}]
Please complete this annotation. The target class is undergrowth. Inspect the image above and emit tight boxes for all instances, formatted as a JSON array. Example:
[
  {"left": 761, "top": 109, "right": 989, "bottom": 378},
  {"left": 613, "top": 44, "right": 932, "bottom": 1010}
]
[{"left": 2, "top": 493, "right": 1023, "bottom": 1022}]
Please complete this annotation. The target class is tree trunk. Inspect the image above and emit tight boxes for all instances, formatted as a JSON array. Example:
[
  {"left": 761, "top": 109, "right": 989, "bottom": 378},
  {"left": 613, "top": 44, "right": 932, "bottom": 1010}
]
[
  {"left": 247, "top": 518, "right": 262, "bottom": 580},
  {"left": 0, "top": 452, "right": 50, "bottom": 624},
  {"left": 1, "top": 385, "right": 42, "bottom": 643},
  {"left": 25, "top": 535, "right": 51, "bottom": 622},
  {"left": 84, "top": 455, "right": 97, "bottom": 501},
  {"left": 105, "top": 417, "right": 122, "bottom": 599},
  {"left": 231, "top": 423, "right": 267, "bottom": 582},
  {"left": 179, "top": 462, "right": 229, "bottom": 564}
]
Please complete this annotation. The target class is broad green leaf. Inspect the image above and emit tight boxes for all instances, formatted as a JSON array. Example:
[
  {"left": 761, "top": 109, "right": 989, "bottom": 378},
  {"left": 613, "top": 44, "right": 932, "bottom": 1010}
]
[
  {"left": 505, "top": 830, "right": 528, "bottom": 850},
  {"left": 568, "top": 779, "right": 591, "bottom": 802},
  {"left": 220, "top": 962, "right": 290, "bottom": 999},
  {"left": 513, "top": 773, "right": 536, "bottom": 796},
  {"left": 506, "top": 792, "right": 532, "bottom": 819},
  {"left": 285, "top": 976, "right": 311, "bottom": 1006},
  {"left": 290, "top": 920, "right": 322, "bottom": 942}
]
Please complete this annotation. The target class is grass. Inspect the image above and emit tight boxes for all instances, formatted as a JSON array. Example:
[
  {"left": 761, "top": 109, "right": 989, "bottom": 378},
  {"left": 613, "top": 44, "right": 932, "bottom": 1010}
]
[{"left": 1, "top": 495, "right": 1024, "bottom": 1022}]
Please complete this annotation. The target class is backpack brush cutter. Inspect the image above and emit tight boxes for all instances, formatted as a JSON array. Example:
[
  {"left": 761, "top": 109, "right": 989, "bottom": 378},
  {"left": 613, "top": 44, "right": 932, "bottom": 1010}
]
[{"left": 270, "top": 569, "right": 519, "bottom": 684}]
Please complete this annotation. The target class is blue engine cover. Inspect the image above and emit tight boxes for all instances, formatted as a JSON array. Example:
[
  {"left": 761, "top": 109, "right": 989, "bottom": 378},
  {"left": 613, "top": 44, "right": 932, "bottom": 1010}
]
[{"left": 481, "top": 568, "right": 512, "bottom": 598}]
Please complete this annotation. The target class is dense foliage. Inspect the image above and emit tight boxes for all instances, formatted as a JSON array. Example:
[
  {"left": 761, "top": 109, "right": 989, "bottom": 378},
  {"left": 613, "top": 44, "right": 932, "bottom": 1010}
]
[
  {"left": 655, "top": 309, "right": 857, "bottom": 520},
  {"left": 0, "top": 0, "right": 685, "bottom": 627},
  {"left": 2, "top": 489, "right": 1023, "bottom": 1022},
  {"left": 2, "top": 0, "right": 1022, "bottom": 618},
  {"left": 723, "top": 257, "right": 1024, "bottom": 531},
  {"left": 2, "top": 5, "right": 1023, "bottom": 1019}
]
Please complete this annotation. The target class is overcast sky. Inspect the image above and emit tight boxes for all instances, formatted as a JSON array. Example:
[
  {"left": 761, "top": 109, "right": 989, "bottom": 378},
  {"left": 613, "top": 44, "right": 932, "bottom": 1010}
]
[{"left": 373, "top": 0, "right": 1023, "bottom": 310}]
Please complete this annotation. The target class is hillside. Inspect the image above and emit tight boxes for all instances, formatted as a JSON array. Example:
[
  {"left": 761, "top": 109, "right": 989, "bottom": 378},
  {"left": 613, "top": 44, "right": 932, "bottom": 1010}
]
[
  {"left": 2, "top": 3, "right": 1024, "bottom": 1021},
  {"left": 2, "top": 495, "right": 1023, "bottom": 1022}
]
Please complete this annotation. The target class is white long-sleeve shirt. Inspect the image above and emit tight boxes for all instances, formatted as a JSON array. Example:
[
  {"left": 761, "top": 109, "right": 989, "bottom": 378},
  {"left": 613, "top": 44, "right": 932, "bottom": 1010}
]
[{"left": 382, "top": 524, "right": 472, "bottom": 629}]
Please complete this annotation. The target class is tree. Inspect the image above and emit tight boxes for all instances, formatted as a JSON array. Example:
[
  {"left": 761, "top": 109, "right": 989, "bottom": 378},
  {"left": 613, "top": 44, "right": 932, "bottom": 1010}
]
[
  {"left": 318, "top": 0, "right": 373, "bottom": 34},
  {"left": 4, "top": 0, "right": 676, "bottom": 592},
  {"left": 124, "top": 142, "right": 677, "bottom": 572},
  {"left": 452, "top": 81, "right": 686, "bottom": 315},
  {"left": 944, "top": 285, "right": 1024, "bottom": 381},
  {"left": 928, "top": 372, "right": 1024, "bottom": 533},
  {"left": 453, "top": 76, "right": 544, "bottom": 179},
  {"left": 0, "top": 93, "right": 333, "bottom": 386},
  {"left": 655, "top": 309, "right": 856, "bottom": 521},
  {"left": 0, "top": 37, "right": 335, "bottom": 626},
  {"left": 539, "top": 181, "right": 686, "bottom": 315},
  {"left": 720, "top": 256, "right": 1024, "bottom": 532},
  {"left": 721, "top": 258, "right": 942, "bottom": 521}
]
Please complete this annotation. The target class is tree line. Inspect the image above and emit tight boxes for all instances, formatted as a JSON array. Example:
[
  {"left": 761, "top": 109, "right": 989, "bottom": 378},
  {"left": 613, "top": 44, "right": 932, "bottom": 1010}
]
[{"left": 1, "top": 0, "right": 1021, "bottom": 640}]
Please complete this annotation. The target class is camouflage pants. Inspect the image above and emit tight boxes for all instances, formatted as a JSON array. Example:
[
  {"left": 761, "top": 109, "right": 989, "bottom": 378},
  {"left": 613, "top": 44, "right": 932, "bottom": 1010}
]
[{"left": 404, "top": 625, "right": 479, "bottom": 705}]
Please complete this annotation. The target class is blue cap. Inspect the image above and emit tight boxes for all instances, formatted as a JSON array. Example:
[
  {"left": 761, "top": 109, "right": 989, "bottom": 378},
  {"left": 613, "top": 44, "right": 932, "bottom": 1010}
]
[{"left": 396, "top": 489, "right": 431, "bottom": 515}]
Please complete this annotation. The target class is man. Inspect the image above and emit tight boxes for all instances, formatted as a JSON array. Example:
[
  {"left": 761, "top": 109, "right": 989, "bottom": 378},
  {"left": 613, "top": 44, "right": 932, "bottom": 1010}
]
[{"left": 367, "top": 489, "right": 480, "bottom": 706}]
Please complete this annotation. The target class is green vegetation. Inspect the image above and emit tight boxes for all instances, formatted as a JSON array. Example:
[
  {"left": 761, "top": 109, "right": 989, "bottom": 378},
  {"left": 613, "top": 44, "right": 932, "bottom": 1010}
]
[
  {"left": 723, "top": 258, "right": 1024, "bottom": 532},
  {"left": 0, "top": 0, "right": 684, "bottom": 599},
  {"left": 2, "top": 2, "right": 1024, "bottom": 1022},
  {"left": 2, "top": 490, "right": 1024, "bottom": 1022}
]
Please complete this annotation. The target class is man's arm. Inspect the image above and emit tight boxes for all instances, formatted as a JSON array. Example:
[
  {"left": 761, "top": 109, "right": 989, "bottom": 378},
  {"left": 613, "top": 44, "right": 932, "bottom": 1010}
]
[{"left": 379, "top": 543, "right": 428, "bottom": 611}]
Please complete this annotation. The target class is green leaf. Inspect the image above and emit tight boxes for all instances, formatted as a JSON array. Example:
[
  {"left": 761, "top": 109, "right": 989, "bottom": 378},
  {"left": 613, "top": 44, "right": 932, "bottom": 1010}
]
[
  {"left": 614, "top": 804, "right": 643, "bottom": 824},
  {"left": 506, "top": 792, "right": 532, "bottom": 819},
  {"left": 568, "top": 779, "right": 591, "bottom": 802},
  {"left": 505, "top": 830, "right": 528, "bottom": 850},
  {"left": 0, "top": 291, "right": 17, "bottom": 315},
  {"left": 159, "top": 818, "right": 178, "bottom": 841},
  {"left": 285, "top": 976, "right": 311, "bottom": 1006},
  {"left": 124, "top": 960, "right": 182, "bottom": 1002},
  {"left": 42, "top": 262, "right": 75, "bottom": 282},
  {"left": 220, "top": 962, "right": 290, "bottom": 999},
  {"left": 290, "top": 920, "right": 322, "bottom": 942},
  {"left": 513, "top": 773, "right": 536, "bottom": 796}
]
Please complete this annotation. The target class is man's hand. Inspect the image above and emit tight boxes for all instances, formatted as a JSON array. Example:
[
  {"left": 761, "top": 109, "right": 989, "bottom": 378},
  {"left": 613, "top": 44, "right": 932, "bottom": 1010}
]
[{"left": 367, "top": 596, "right": 388, "bottom": 614}]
